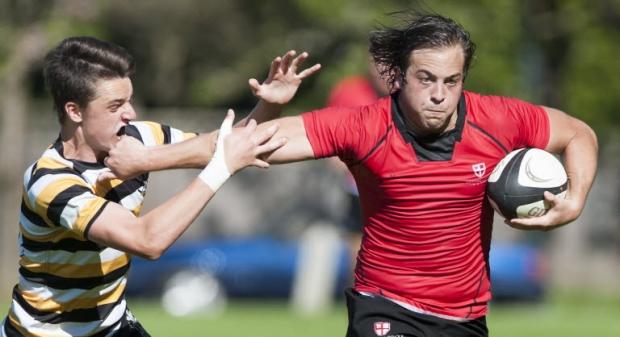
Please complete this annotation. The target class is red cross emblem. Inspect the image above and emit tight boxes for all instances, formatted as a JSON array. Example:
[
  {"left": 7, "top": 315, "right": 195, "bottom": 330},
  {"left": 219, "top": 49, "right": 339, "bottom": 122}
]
[
  {"left": 373, "top": 321, "right": 391, "bottom": 336},
  {"left": 472, "top": 162, "right": 486, "bottom": 178}
]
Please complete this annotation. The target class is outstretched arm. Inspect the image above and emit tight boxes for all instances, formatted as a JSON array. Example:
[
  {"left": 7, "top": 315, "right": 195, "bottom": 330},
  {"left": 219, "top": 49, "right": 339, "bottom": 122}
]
[
  {"left": 249, "top": 115, "right": 316, "bottom": 164},
  {"left": 88, "top": 111, "right": 286, "bottom": 259},
  {"left": 101, "top": 51, "right": 320, "bottom": 180},
  {"left": 508, "top": 107, "right": 598, "bottom": 231}
]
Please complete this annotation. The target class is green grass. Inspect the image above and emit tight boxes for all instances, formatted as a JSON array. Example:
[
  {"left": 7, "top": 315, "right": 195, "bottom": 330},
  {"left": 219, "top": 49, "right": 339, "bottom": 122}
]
[
  {"left": 487, "top": 293, "right": 620, "bottom": 337},
  {"left": 130, "top": 300, "right": 347, "bottom": 337},
  {"left": 2, "top": 293, "right": 619, "bottom": 336}
]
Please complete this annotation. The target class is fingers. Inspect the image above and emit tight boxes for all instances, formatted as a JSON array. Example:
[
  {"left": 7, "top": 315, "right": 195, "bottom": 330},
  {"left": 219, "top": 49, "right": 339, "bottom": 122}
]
[
  {"left": 543, "top": 191, "right": 558, "bottom": 207},
  {"left": 280, "top": 50, "right": 296, "bottom": 74},
  {"left": 97, "top": 169, "right": 117, "bottom": 183},
  {"left": 297, "top": 63, "right": 322, "bottom": 79},
  {"left": 507, "top": 214, "right": 558, "bottom": 232},
  {"left": 248, "top": 78, "right": 261, "bottom": 94},
  {"left": 249, "top": 123, "right": 279, "bottom": 145},
  {"left": 252, "top": 159, "right": 270, "bottom": 169},
  {"left": 289, "top": 51, "right": 308, "bottom": 73},
  {"left": 268, "top": 56, "right": 282, "bottom": 80},
  {"left": 256, "top": 136, "right": 288, "bottom": 155},
  {"left": 507, "top": 218, "right": 542, "bottom": 231}
]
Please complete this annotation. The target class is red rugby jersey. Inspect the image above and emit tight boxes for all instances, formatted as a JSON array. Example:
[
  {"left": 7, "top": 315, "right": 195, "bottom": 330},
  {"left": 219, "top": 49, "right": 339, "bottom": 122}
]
[{"left": 302, "top": 90, "right": 549, "bottom": 319}]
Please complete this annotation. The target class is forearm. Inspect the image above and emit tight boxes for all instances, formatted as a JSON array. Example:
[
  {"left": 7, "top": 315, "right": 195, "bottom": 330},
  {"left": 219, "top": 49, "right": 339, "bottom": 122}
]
[
  {"left": 258, "top": 116, "right": 315, "bottom": 164},
  {"left": 136, "top": 178, "right": 215, "bottom": 259},
  {"left": 88, "top": 177, "right": 216, "bottom": 260},
  {"left": 237, "top": 99, "right": 283, "bottom": 126},
  {"left": 560, "top": 121, "right": 598, "bottom": 212},
  {"left": 144, "top": 132, "right": 217, "bottom": 170}
]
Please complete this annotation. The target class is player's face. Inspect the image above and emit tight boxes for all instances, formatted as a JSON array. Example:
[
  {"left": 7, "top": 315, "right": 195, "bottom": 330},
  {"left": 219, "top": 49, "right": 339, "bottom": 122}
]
[
  {"left": 398, "top": 45, "right": 465, "bottom": 135},
  {"left": 81, "top": 77, "right": 136, "bottom": 156}
]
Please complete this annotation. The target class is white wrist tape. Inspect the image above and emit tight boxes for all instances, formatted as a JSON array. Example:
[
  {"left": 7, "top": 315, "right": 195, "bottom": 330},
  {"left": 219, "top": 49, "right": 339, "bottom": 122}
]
[{"left": 199, "top": 113, "right": 233, "bottom": 191}]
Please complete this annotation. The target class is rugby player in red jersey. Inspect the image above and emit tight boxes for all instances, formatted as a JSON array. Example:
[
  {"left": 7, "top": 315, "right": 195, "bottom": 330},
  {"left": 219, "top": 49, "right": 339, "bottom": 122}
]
[{"left": 255, "top": 14, "right": 598, "bottom": 337}]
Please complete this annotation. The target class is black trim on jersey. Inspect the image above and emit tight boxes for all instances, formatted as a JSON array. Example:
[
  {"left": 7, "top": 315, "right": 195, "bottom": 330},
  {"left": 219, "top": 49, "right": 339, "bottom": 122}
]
[
  {"left": 84, "top": 201, "right": 110, "bottom": 239},
  {"left": 392, "top": 93, "right": 467, "bottom": 161},
  {"left": 162, "top": 124, "right": 172, "bottom": 144},
  {"left": 103, "top": 177, "right": 146, "bottom": 202},
  {"left": 2, "top": 318, "right": 24, "bottom": 337},
  {"left": 124, "top": 124, "right": 144, "bottom": 143},
  {"left": 27, "top": 167, "right": 78, "bottom": 190},
  {"left": 47, "top": 185, "right": 93, "bottom": 227},
  {"left": 90, "top": 320, "right": 123, "bottom": 337},
  {"left": 467, "top": 121, "right": 509, "bottom": 154},
  {"left": 21, "top": 235, "right": 103, "bottom": 253},
  {"left": 350, "top": 125, "right": 393, "bottom": 167},
  {"left": 19, "top": 263, "right": 130, "bottom": 290},
  {"left": 52, "top": 137, "right": 107, "bottom": 172},
  {"left": 12, "top": 286, "right": 123, "bottom": 323},
  {"left": 21, "top": 202, "right": 52, "bottom": 228}
]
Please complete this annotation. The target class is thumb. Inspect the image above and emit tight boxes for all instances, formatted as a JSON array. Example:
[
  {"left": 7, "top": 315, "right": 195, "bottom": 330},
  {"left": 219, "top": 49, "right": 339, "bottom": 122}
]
[
  {"left": 543, "top": 191, "right": 558, "bottom": 208},
  {"left": 97, "top": 170, "right": 117, "bottom": 182},
  {"left": 216, "top": 109, "right": 235, "bottom": 149},
  {"left": 220, "top": 109, "right": 234, "bottom": 136}
]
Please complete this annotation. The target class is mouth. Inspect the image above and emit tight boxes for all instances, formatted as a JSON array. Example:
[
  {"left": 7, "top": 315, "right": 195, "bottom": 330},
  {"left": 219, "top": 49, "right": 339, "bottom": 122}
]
[{"left": 116, "top": 126, "right": 126, "bottom": 136}]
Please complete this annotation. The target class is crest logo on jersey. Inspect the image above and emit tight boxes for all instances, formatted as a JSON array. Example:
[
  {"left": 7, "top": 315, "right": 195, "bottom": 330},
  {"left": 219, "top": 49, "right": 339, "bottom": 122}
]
[
  {"left": 373, "top": 321, "right": 391, "bottom": 336},
  {"left": 472, "top": 163, "right": 486, "bottom": 178}
]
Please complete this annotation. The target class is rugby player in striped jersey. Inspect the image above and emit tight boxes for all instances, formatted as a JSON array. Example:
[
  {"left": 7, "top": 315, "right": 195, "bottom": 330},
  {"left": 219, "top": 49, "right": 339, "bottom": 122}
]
[{"left": 1, "top": 37, "right": 319, "bottom": 337}]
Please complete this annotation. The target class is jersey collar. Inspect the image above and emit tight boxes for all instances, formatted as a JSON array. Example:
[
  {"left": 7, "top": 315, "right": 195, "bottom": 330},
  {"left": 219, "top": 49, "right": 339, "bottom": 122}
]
[{"left": 392, "top": 92, "right": 467, "bottom": 161}]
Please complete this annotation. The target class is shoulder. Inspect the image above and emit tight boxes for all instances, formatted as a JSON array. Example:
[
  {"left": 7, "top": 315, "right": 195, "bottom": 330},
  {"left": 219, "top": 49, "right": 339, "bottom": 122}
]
[
  {"left": 127, "top": 121, "right": 195, "bottom": 145},
  {"left": 25, "top": 147, "right": 81, "bottom": 186},
  {"left": 465, "top": 91, "right": 543, "bottom": 112}
]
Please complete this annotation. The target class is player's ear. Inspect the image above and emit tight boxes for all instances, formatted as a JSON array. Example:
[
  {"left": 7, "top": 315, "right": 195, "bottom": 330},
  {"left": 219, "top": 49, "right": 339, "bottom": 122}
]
[
  {"left": 394, "top": 70, "right": 404, "bottom": 90},
  {"left": 65, "top": 102, "right": 83, "bottom": 123}
]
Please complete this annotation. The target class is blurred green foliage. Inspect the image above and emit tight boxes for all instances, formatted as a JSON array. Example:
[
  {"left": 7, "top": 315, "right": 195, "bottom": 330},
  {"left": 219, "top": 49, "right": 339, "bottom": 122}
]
[{"left": 1, "top": 0, "right": 618, "bottom": 138}]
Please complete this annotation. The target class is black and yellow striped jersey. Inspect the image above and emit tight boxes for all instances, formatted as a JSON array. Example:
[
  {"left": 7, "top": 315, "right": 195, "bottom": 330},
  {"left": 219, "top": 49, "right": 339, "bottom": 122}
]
[{"left": 2, "top": 121, "right": 196, "bottom": 337}]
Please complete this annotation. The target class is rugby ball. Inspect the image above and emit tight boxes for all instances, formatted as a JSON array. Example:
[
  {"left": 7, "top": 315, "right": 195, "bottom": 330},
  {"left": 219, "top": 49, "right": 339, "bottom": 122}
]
[{"left": 487, "top": 148, "right": 567, "bottom": 219}]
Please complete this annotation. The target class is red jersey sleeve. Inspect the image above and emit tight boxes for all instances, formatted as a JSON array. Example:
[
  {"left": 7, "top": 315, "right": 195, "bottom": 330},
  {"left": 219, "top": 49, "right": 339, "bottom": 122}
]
[{"left": 302, "top": 106, "right": 361, "bottom": 160}]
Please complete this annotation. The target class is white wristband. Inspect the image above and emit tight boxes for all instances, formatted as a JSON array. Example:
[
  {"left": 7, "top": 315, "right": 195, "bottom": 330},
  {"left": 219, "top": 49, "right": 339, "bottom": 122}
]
[
  {"left": 198, "top": 111, "right": 234, "bottom": 191},
  {"left": 199, "top": 155, "right": 230, "bottom": 192}
]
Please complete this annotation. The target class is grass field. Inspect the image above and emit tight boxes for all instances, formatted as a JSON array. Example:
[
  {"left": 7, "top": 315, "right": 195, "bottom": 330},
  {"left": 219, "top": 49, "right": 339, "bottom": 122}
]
[
  {"left": 127, "top": 292, "right": 620, "bottom": 337},
  {"left": 2, "top": 292, "right": 619, "bottom": 336}
]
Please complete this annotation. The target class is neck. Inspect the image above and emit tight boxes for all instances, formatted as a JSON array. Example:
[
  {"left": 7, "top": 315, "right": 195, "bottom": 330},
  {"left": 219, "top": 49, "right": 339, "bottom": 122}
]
[{"left": 60, "top": 125, "right": 102, "bottom": 163}]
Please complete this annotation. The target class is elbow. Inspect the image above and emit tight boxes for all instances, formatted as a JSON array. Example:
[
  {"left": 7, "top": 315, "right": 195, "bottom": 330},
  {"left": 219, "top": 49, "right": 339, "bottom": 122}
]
[
  {"left": 141, "top": 250, "right": 163, "bottom": 261},
  {"left": 135, "top": 240, "right": 167, "bottom": 260}
]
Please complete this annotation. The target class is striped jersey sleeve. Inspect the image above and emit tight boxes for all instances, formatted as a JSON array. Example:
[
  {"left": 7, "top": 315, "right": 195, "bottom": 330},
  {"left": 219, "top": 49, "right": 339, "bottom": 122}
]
[
  {"left": 125, "top": 121, "right": 197, "bottom": 146},
  {"left": 23, "top": 160, "right": 108, "bottom": 239}
]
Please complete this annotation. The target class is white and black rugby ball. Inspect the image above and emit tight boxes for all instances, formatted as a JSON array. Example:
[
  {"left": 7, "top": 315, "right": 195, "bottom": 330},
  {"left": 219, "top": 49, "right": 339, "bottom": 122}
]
[{"left": 487, "top": 148, "right": 568, "bottom": 219}]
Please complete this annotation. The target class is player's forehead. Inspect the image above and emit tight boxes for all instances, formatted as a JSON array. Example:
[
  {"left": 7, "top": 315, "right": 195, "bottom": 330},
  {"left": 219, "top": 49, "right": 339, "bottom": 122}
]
[
  {"left": 91, "top": 77, "right": 133, "bottom": 102},
  {"left": 407, "top": 45, "right": 465, "bottom": 78}
]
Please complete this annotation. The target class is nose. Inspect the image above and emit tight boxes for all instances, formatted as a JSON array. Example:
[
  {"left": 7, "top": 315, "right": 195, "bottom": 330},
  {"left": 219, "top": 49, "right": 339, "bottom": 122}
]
[
  {"left": 121, "top": 102, "right": 137, "bottom": 122},
  {"left": 430, "top": 83, "right": 446, "bottom": 105}
]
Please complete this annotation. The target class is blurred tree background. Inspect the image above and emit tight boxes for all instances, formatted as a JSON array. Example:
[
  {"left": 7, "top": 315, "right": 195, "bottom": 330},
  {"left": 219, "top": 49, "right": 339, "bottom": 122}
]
[
  {"left": 2, "top": 0, "right": 619, "bottom": 132},
  {"left": 1, "top": 0, "right": 618, "bottom": 294}
]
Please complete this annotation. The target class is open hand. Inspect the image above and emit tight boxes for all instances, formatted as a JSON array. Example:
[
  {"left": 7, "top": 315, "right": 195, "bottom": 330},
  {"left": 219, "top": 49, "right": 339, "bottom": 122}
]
[
  {"left": 220, "top": 109, "right": 287, "bottom": 174},
  {"left": 249, "top": 50, "right": 321, "bottom": 105}
]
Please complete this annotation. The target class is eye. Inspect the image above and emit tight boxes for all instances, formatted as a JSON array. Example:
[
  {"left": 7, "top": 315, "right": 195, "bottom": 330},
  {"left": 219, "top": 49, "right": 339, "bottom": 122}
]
[{"left": 419, "top": 77, "right": 431, "bottom": 84}]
